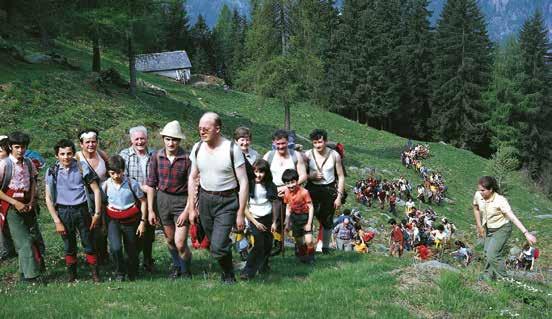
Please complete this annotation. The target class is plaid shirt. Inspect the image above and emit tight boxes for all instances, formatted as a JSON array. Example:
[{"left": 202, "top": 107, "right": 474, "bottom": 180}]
[
  {"left": 146, "top": 147, "right": 190, "bottom": 194},
  {"left": 119, "top": 146, "right": 153, "bottom": 185}
]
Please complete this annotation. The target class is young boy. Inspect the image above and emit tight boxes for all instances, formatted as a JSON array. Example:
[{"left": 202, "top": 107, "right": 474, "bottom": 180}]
[
  {"left": 0, "top": 132, "right": 42, "bottom": 282},
  {"left": 103, "top": 155, "right": 147, "bottom": 281},
  {"left": 282, "top": 169, "right": 314, "bottom": 264},
  {"left": 388, "top": 218, "right": 404, "bottom": 257},
  {"left": 45, "top": 139, "right": 103, "bottom": 282}
]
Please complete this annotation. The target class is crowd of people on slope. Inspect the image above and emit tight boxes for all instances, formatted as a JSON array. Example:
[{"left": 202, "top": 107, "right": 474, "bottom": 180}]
[
  {"left": 401, "top": 145, "right": 447, "bottom": 205},
  {"left": 353, "top": 176, "right": 412, "bottom": 213},
  {"left": 0, "top": 115, "right": 540, "bottom": 286},
  {"left": 0, "top": 112, "right": 348, "bottom": 284}
]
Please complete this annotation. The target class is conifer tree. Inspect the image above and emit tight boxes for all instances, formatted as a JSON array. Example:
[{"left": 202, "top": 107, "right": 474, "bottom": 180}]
[
  {"left": 517, "top": 10, "right": 552, "bottom": 179},
  {"left": 431, "top": 0, "right": 493, "bottom": 154},
  {"left": 213, "top": 4, "right": 233, "bottom": 81},
  {"left": 190, "top": 14, "right": 215, "bottom": 74}
]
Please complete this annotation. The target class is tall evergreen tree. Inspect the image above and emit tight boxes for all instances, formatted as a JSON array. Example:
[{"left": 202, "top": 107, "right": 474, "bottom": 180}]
[
  {"left": 517, "top": 10, "right": 552, "bottom": 179},
  {"left": 190, "top": 14, "right": 215, "bottom": 74},
  {"left": 431, "top": 0, "right": 493, "bottom": 154},
  {"left": 213, "top": 4, "right": 234, "bottom": 81},
  {"left": 162, "top": 0, "right": 190, "bottom": 51}
]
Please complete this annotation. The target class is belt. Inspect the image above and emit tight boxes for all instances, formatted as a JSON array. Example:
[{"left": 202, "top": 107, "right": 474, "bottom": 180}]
[
  {"left": 57, "top": 202, "right": 87, "bottom": 209},
  {"left": 201, "top": 187, "right": 238, "bottom": 197},
  {"left": 338, "top": 237, "right": 351, "bottom": 240},
  {"left": 159, "top": 190, "right": 187, "bottom": 196}
]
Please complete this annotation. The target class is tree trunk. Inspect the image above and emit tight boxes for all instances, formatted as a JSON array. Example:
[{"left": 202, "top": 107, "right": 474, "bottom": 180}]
[
  {"left": 5, "top": 0, "right": 15, "bottom": 25},
  {"left": 284, "top": 99, "right": 291, "bottom": 130},
  {"left": 128, "top": 35, "right": 136, "bottom": 97},
  {"left": 356, "top": 109, "right": 360, "bottom": 122},
  {"left": 92, "top": 30, "right": 101, "bottom": 72}
]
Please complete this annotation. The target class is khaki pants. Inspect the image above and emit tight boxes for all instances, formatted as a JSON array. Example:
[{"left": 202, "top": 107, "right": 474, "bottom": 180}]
[
  {"left": 484, "top": 223, "right": 512, "bottom": 280},
  {"left": 6, "top": 207, "right": 40, "bottom": 279}
]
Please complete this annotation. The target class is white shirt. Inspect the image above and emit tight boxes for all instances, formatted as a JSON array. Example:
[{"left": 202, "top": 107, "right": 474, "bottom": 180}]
[
  {"left": 306, "top": 149, "right": 338, "bottom": 185},
  {"left": 190, "top": 139, "right": 245, "bottom": 192},
  {"left": 267, "top": 151, "right": 296, "bottom": 186},
  {"left": 249, "top": 183, "right": 272, "bottom": 218}
]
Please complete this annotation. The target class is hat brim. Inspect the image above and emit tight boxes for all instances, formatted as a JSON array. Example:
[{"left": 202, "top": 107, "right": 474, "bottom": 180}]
[{"left": 160, "top": 130, "right": 186, "bottom": 140}]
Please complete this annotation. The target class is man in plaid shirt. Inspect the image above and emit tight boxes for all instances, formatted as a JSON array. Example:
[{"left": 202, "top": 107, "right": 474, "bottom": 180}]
[
  {"left": 146, "top": 121, "right": 193, "bottom": 279},
  {"left": 119, "top": 126, "right": 155, "bottom": 272}
]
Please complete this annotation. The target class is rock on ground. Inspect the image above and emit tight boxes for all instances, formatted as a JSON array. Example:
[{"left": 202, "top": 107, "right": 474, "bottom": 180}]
[{"left": 414, "top": 260, "right": 460, "bottom": 273}]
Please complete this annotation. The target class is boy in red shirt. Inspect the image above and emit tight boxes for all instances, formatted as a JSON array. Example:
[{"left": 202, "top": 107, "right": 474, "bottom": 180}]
[
  {"left": 282, "top": 169, "right": 314, "bottom": 264},
  {"left": 388, "top": 218, "right": 404, "bottom": 257}
]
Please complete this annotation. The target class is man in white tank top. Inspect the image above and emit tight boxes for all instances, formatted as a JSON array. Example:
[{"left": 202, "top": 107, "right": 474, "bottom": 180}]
[
  {"left": 305, "top": 129, "right": 345, "bottom": 255},
  {"left": 263, "top": 129, "right": 307, "bottom": 255},
  {"left": 187, "top": 112, "right": 249, "bottom": 284}
]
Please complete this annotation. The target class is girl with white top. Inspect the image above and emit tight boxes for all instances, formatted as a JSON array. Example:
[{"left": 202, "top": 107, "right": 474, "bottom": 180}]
[{"left": 241, "top": 159, "right": 278, "bottom": 280}]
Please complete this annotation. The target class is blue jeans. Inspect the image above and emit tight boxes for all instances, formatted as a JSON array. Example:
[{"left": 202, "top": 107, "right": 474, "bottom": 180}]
[
  {"left": 107, "top": 218, "right": 139, "bottom": 278},
  {"left": 58, "top": 204, "right": 95, "bottom": 258}
]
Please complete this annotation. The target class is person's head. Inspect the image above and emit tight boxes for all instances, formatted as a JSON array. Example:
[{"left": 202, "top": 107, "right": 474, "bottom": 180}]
[
  {"left": 436, "top": 224, "right": 445, "bottom": 232},
  {"left": 160, "top": 120, "right": 186, "bottom": 153},
  {"left": 0, "top": 136, "right": 9, "bottom": 159},
  {"left": 478, "top": 176, "right": 499, "bottom": 199},
  {"left": 7, "top": 131, "right": 30, "bottom": 160},
  {"left": 129, "top": 126, "right": 148, "bottom": 152},
  {"left": 522, "top": 242, "right": 531, "bottom": 250},
  {"left": 282, "top": 168, "right": 299, "bottom": 192},
  {"left": 198, "top": 112, "right": 221, "bottom": 143},
  {"left": 343, "top": 217, "right": 350, "bottom": 225},
  {"left": 107, "top": 155, "right": 126, "bottom": 183},
  {"left": 78, "top": 128, "right": 99, "bottom": 155},
  {"left": 343, "top": 208, "right": 351, "bottom": 216},
  {"left": 388, "top": 218, "right": 397, "bottom": 226},
  {"left": 252, "top": 159, "right": 272, "bottom": 184},
  {"left": 54, "top": 139, "right": 76, "bottom": 168},
  {"left": 272, "top": 129, "right": 289, "bottom": 155},
  {"left": 454, "top": 240, "right": 465, "bottom": 248},
  {"left": 234, "top": 126, "right": 252, "bottom": 152},
  {"left": 309, "top": 128, "right": 328, "bottom": 152},
  {"left": 441, "top": 218, "right": 448, "bottom": 224}
]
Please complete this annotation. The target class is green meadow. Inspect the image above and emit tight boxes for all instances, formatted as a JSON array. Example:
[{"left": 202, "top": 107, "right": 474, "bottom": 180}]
[{"left": 1, "top": 38, "right": 551, "bottom": 318}]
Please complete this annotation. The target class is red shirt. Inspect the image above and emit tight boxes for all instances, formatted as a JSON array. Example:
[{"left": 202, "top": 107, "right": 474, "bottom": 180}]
[
  {"left": 284, "top": 186, "right": 312, "bottom": 214},
  {"left": 391, "top": 225, "right": 404, "bottom": 243},
  {"left": 417, "top": 245, "right": 430, "bottom": 260},
  {"left": 146, "top": 148, "right": 190, "bottom": 194}
]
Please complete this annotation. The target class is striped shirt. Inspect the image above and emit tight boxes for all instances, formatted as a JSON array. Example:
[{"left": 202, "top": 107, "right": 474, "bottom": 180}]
[{"left": 119, "top": 146, "right": 152, "bottom": 185}]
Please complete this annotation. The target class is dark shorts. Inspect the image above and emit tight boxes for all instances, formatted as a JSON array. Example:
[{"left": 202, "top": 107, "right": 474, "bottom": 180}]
[
  {"left": 290, "top": 214, "right": 311, "bottom": 238},
  {"left": 156, "top": 191, "right": 187, "bottom": 226}
]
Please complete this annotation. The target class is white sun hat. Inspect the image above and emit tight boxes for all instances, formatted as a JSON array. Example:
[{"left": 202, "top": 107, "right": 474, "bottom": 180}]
[{"left": 160, "top": 120, "right": 186, "bottom": 140}]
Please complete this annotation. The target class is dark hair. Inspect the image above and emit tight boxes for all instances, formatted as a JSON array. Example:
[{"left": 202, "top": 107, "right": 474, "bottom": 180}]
[
  {"left": 343, "top": 209, "right": 351, "bottom": 216},
  {"left": 0, "top": 137, "right": 9, "bottom": 153},
  {"left": 309, "top": 128, "right": 327, "bottom": 141},
  {"left": 272, "top": 129, "right": 289, "bottom": 141},
  {"left": 78, "top": 128, "right": 99, "bottom": 142},
  {"left": 454, "top": 240, "right": 466, "bottom": 248},
  {"left": 281, "top": 168, "right": 299, "bottom": 183},
  {"left": 436, "top": 224, "right": 445, "bottom": 232},
  {"left": 234, "top": 126, "right": 251, "bottom": 141},
  {"left": 54, "top": 139, "right": 76, "bottom": 155},
  {"left": 388, "top": 218, "right": 397, "bottom": 225},
  {"left": 8, "top": 131, "right": 30, "bottom": 147},
  {"left": 478, "top": 176, "right": 499, "bottom": 193},
  {"left": 522, "top": 242, "right": 530, "bottom": 250},
  {"left": 107, "top": 155, "right": 126, "bottom": 172},
  {"left": 252, "top": 159, "right": 272, "bottom": 184}
]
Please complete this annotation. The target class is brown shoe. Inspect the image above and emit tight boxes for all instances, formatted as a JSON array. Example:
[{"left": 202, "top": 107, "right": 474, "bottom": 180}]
[{"left": 90, "top": 265, "right": 101, "bottom": 283}]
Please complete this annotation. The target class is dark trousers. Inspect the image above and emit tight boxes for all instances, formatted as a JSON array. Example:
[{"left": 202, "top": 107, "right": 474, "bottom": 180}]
[
  {"left": 58, "top": 204, "right": 95, "bottom": 260},
  {"left": 198, "top": 190, "right": 238, "bottom": 263},
  {"left": 272, "top": 197, "right": 285, "bottom": 234},
  {"left": 137, "top": 223, "right": 154, "bottom": 265},
  {"left": 306, "top": 183, "right": 336, "bottom": 230},
  {"left": 107, "top": 218, "right": 139, "bottom": 278},
  {"left": 243, "top": 214, "right": 273, "bottom": 276}
]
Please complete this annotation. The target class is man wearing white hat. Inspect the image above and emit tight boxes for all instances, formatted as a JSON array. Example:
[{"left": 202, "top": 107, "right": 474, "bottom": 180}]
[
  {"left": 146, "top": 120, "right": 193, "bottom": 279},
  {"left": 187, "top": 112, "right": 249, "bottom": 284}
]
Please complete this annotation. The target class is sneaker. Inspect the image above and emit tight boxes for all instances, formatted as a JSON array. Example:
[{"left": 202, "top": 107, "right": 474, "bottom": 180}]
[{"left": 169, "top": 267, "right": 181, "bottom": 280}]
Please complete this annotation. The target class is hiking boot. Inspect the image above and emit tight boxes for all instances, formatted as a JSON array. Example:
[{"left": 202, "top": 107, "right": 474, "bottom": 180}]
[
  {"left": 259, "top": 264, "right": 271, "bottom": 275},
  {"left": 67, "top": 264, "right": 77, "bottom": 283},
  {"left": 143, "top": 260, "right": 154, "bottom": 273},
  {"left": 221, "top": 272, "right": 236, "bottom": 284},
  {"left": 90, "top": 266, "right": 101, "bottom": 283}
]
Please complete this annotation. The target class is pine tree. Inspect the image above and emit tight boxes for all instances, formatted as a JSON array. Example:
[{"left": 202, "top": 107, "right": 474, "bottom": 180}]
[
  {"left": 162, "top": 0, "right": 190, "bottom": 51},
  {"left": 517, "top": 10, "right": 552, "bottom": 179},
  {"left": 190, "top": 14, "right": 215, "bottom": 74},
  {"left": 213, "top": 4, "right": 234, "bottom": 81},
  {"left": 431, "top": 0, "right": 493, "bottom": 154}
]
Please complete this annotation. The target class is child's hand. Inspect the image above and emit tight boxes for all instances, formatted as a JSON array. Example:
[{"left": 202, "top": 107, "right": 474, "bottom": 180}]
[
  {"left": 256, "top": 222, "right": 268, "bottom": 232},
  {"left": 136, "top": 221, "right": 146, "bottom": 237},
  {"left": 271, "top": 223, "right": 278, "bottom": 233},
  {"left": 285, "top": 223, "right": 291, "bottom": 232},
  {"left": 304, "top": 223, "right": 312, "bottom": 232}
]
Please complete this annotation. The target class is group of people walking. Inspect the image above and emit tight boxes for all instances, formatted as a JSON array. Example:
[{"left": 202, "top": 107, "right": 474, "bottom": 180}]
[{"left": 0, "top": 111, "right": 538, "bottom": 285}]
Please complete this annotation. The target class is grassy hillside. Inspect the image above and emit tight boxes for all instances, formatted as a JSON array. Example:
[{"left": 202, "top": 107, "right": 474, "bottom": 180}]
[{"left": 1, "top": 37, "right": 551, "bottom": 318}]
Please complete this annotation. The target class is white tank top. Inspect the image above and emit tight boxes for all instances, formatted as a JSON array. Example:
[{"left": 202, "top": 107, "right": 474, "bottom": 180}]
[
  {"left": 77, "top": 151, "right": 107, "bottom": 182},
  {"left": 306, "top": 149, "right": 337, "bottom": 185},
  {"left": 269, "top": 151, "right": 296, "bottom": 186}
]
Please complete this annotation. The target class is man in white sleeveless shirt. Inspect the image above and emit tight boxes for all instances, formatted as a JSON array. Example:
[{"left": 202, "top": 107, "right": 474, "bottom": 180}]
[
  {"left": 305, "top": 129, "right": 345, "bottom": 254},
  {"left": 187, "top": 112, "right": 249, "bottom": 283},
  {"left": 263, "top": 129, "right": 307, "bottom": 255}
]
